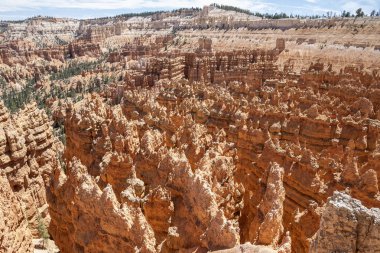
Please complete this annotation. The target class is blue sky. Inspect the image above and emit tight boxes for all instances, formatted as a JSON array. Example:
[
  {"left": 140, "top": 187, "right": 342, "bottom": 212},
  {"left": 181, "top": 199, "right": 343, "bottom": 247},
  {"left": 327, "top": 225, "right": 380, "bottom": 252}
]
[{"left": 1, "top": 0, "right": 379, "bottom": 20}]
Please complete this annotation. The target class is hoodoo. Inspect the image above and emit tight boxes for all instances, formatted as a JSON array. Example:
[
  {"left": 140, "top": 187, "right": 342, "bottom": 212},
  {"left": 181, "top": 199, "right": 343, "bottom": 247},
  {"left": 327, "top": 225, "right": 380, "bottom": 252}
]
[{"left": 1, "top": 3, "right": 380, "bottom": 253}]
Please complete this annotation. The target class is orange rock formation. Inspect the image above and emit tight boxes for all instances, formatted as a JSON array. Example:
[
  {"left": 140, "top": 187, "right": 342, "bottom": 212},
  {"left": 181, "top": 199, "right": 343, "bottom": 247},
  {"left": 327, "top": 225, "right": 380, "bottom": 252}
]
[
  {"left": 0, "top": 101, "right": 60, "bottom": 252},
  {"left": 1, "top": 5, "right": 380, "bottom": 253}
]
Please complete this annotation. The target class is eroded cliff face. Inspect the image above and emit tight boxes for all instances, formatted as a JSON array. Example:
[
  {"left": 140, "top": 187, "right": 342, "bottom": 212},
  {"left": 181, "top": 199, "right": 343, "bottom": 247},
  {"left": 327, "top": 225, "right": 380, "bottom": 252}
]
[
  {"left": 311, "top": 192, "right": 380, "bottom": 253},
  {"left": 48, "top": 95, "right": 247, "bottom": 252},
  {"left": 48, "top": 45, "right": 380, "bottom": 251},
  {"left": 0, "top": 101, "right": 60, "bottom": 252},
  {"left": 1, "top": 6, "right": 380, "bottom": 253},
  {"left": 0, "top": 172, "right": 34, "bottom": 253},
  {"left": 48, "top": 41, "right": 380, "bottom": 251}
]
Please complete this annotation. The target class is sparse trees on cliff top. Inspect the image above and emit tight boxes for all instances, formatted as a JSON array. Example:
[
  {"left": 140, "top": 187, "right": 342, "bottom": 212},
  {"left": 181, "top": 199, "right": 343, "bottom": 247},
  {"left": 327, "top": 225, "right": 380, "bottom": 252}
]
[{"left": 356, "top": 8, "right": 365, "bottom": 17}]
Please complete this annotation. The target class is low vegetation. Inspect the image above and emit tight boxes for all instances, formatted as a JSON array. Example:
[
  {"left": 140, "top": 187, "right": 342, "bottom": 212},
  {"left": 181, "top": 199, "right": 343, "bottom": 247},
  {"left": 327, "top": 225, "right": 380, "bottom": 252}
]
[{"left": 37, "top": 215, "right": 49, "bottom": 249}]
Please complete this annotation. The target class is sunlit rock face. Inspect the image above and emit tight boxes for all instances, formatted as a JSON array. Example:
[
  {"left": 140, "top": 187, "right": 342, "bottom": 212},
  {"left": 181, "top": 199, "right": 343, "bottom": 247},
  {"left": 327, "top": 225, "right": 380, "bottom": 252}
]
[
  {"left": 49, "top": 53, "right": 380, "bottom": 251},
  {"left": 48, "top": 95, "right": 244, "bottom": 252},
  {"left": 1, "top": 5, "right": 380, "bottom": 253},
  {"left": 0, "top": 101, "right": 60, "bottom": 252},
  {"left": 310, "top": 192, "right": 380, "bottom": 253}
]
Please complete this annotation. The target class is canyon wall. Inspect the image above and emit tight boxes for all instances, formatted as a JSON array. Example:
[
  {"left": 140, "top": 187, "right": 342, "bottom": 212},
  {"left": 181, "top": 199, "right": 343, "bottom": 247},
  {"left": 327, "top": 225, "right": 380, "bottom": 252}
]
[
  {"left": 48, "top": 95, "right": 246, "bottom": 252},
  {"left": 48, "top": 50, "right": 380, "bottom": 252},
  {"left": 310, "top": 192, "right": 380, "bottom": 253},
  {"left": 0, "top": 101, "right": 60, "bottom": 252},
  {"left": 46, "top": 22, "right": 380, "bottom": 251},
  {"left": 1, "top": 6, "right": 380, "bottom": 253}
]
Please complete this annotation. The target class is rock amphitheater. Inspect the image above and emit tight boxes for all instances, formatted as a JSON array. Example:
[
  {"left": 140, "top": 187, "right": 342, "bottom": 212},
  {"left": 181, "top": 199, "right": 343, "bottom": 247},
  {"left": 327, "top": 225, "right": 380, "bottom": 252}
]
[{"left": 1, "top": 5, "right": 380, "bottom": 253}]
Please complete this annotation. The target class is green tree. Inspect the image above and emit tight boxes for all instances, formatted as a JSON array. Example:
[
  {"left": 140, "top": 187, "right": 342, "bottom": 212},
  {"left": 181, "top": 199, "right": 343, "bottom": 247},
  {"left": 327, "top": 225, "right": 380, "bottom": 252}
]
[
  {"left": 356, "top": 8, "right": 364, "bottom": 17},
  {"left": 37, "top": 215, "right": 49, "bottom": 249}
]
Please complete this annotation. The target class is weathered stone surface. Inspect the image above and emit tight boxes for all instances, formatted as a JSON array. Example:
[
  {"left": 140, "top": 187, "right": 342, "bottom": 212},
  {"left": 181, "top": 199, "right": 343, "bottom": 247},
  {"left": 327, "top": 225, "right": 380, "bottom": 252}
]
[
  {"left": 310, "top": 192, "right": 380, "bottom": 253},
  {"left": 0, "top": 172, "right": 33, "bottom": 253},
  {"left": 48, "top": 95, "right": 244, "bottom": 252},
  {"left": 0, "top": 101, "right": 60, "bottom": 252},
  {"left": 2, "top": 5, "right": 380, "bottom": 253}
]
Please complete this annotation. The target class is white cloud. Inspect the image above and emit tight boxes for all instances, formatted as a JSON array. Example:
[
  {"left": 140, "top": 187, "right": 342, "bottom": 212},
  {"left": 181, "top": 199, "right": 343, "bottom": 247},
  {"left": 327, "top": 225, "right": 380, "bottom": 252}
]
[
  {"left": 0, "top": 0, "right": 272, "bottom": 11},
  {"left": 0, "top": 0, "right": 378, "bottom": 18},
  {"left": 0, "top": 0, "right": 290, "bottom": 16},
  {"left": 341, "top": 0, "right": 378, "bottom": 14}
]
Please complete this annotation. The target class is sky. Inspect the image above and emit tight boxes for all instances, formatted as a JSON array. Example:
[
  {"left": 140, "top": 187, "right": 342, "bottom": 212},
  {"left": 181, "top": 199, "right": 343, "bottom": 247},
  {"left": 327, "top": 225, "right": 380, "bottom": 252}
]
[{"left": 1, "top": 0, "right": 379, "bottom": 20}]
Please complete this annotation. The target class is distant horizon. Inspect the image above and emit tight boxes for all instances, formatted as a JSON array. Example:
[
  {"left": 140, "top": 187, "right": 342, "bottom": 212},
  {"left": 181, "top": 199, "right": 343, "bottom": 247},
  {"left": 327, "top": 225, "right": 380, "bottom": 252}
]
[{"left": 1, "top": 0, "right": 380, "bottom": 21}]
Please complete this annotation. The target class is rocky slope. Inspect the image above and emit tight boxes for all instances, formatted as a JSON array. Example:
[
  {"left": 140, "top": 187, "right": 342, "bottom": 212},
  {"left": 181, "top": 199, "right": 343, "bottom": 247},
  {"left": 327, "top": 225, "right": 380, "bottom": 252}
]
[
  {"left": 0, "top": 101, "right": 60, "bottom": 252},
  {"left": 48, "top": 41, "right": 380, "bottom": 251},
  {"left": 47, "top": 93, "right": 295, "bottom": 252},
  {"left": 311, "top": 192, "right": 380, "bottom": 253},
  {"left": 1, "top": 4, "right": 380, "bottom": 253}
]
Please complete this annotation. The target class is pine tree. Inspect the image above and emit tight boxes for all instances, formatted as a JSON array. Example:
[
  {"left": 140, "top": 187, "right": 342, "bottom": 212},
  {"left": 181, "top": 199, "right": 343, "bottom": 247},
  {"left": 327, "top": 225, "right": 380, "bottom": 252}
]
[
  {"left": 37, "top": 215, "right": 49, "bottom": 249},
  {"left": 356, "top": 8, "right": 364, "bottom": 17}
]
